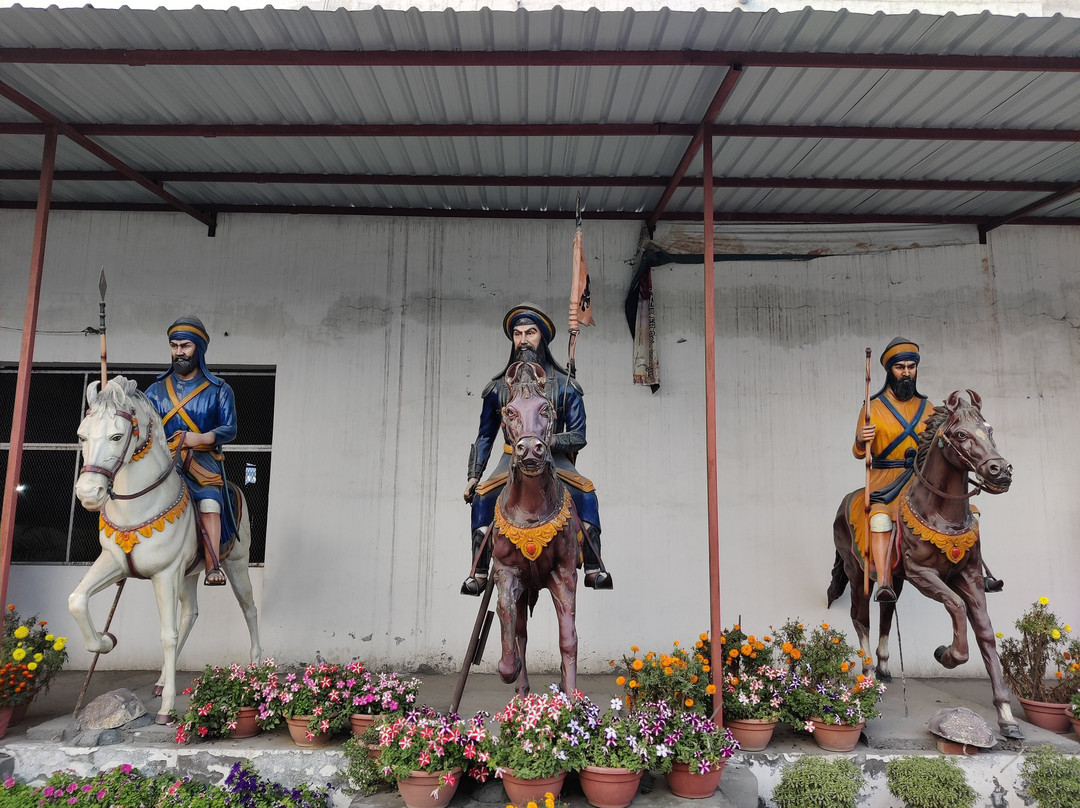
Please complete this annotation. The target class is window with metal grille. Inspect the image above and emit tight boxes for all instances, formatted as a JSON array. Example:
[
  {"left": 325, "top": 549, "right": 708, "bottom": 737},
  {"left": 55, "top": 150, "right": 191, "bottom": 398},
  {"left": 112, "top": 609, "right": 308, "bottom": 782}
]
[{"left": 0, "top": 366, "right": 273, "bottom": 564}]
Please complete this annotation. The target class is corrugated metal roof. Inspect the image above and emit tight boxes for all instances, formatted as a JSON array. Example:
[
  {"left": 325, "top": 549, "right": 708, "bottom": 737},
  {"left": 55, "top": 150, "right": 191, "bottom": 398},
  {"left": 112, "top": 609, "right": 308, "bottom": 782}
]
[{"left": 1, "top": 4, "right": 1079, "bottom": 229}]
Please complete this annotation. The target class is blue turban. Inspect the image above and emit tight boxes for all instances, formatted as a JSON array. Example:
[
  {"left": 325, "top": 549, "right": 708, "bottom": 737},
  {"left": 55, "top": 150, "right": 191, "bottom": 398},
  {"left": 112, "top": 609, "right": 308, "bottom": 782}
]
[
  {"left": 157, "top": 314, "right": 223, "bottom": 386},
  {"left": 502, "top": 303, "right": 556, "bottom": 345}
]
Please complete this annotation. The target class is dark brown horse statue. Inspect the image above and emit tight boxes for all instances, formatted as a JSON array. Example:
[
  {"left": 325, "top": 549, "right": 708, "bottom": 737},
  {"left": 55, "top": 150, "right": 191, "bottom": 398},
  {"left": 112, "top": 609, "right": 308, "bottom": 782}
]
[
  {"left": 491, "top": 361, "right": 581, "bottom": 697},
  {"left": 829, "top": 390, "right": 1023, "bottom": 739}
]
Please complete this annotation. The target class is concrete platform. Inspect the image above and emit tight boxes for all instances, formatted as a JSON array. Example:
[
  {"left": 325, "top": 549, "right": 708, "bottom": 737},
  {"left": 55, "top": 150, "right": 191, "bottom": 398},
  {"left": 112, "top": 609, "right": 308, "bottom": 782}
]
[{"left": 1, "top": 670, "right": 1078, "bottom": 807}]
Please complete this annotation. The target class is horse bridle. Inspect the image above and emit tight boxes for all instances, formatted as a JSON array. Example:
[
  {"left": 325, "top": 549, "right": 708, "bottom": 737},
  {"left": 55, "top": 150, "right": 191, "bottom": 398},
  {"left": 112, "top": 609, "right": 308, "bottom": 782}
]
[
  {"left": 80, "top": 405, "right": 174, "bottom": 500},
  {"left": 912, "top": 414, "right": 993, "bottom": 500}
]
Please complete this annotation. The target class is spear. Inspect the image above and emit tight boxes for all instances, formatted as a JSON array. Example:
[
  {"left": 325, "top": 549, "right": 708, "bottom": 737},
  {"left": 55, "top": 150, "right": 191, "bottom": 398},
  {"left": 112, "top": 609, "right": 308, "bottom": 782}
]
[
  {"left": 863, "top": 347, "right": 873, "bottom": 597},
  {"left": 73, "top": 268, "right": 126, "bottom": 719}
]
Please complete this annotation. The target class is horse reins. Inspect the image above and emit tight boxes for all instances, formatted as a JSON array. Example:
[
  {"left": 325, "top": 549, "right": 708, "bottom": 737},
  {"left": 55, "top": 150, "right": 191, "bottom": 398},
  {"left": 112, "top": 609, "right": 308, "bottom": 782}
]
[
  {"left": 912, "top": 421, "right": 993, "bottom": 501},
  {"left": 81, "top": 405, "right": 177, "bottom": 500}
]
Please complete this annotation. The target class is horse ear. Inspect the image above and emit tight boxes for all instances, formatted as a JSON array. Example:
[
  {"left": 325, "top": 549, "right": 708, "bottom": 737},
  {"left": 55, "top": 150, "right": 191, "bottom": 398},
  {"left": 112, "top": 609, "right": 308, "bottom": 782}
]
[
  {"left": 946, "top": 391, "right": 961, "bottom": 412},
  {"left": 966, "top": 389, "right": 983, "bottom": 410},
  {"left": 119, "top": 376, "right": 138, "bottom": 398},
  {"left": 86, "top": 381, "right": 100, "bottom": 407}
]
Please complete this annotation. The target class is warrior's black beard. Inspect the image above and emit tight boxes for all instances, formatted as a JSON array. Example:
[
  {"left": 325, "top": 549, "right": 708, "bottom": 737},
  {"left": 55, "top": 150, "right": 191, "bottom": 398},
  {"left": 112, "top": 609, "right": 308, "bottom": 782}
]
[
  {"left": 172, "top": 355, "right": 197, "bottom": 376},
  {"left": 514, "top": 346, "right": 540, "bottom": 365},
  {"left": 889, "top": 375, "right": 917, "bottom": 401}
]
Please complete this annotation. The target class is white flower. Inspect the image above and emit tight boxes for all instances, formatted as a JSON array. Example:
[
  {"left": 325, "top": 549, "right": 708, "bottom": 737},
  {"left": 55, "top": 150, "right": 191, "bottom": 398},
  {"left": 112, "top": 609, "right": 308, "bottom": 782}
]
[
  {"left": 655, "top": 743, "right": 672, "bottom": 758},
  {"left": 610, "top": 698, "right": 623, "bottom": 711},
  {"left": 803, "top": 721, "right": 815, "bottom": 733}
]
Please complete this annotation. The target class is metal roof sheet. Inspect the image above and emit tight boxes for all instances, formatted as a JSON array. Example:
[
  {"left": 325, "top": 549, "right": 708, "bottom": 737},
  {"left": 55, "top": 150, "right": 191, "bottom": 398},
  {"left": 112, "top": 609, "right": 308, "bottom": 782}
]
[{"left": 1, "top": 4, "right": 1079, "bottom": 229}]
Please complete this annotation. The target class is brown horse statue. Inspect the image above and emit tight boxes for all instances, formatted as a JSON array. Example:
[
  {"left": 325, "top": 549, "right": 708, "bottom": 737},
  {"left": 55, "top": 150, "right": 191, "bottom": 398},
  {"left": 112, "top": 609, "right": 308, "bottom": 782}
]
[
  {"left": 491, "top": 361, "right": 581, "bottom": 697},
  {"left": 828, "top": 390, "right": 1023, "bottom": 739}
]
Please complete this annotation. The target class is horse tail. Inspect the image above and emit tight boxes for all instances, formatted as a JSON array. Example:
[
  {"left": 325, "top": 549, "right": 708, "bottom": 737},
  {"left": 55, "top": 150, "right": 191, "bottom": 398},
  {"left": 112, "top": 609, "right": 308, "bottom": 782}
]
[{"left": 826, "top": 550, "right": 848, "bottom": 608}]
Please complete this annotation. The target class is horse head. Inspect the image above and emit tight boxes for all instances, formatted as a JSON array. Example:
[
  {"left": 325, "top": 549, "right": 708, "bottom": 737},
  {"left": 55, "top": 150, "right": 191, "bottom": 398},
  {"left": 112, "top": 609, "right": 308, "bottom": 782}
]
[
  {"left": 75, "top": 376, "right": 153, "bottom": 509},
  {"left": 938, "top": 390, "right": 1012, "bottom": 494},
  {"left": 501, "top": 361, "right": 555, "bottom": 478}
]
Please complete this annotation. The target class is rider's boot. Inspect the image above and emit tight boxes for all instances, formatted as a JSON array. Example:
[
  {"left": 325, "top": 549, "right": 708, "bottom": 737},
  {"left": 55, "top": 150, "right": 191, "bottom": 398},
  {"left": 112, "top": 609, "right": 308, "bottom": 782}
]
[
  {"left": 872, "top": 530, "right": 895, "bottom": 603},
  {"left": 198, "top": 511, "right": 227, "bottom": 587},
  {"left": 460, "top": 527, "right": 491, "bottom": 596},
  {"left": 582, "top": 523, "right": 613, "bottom": 590}
]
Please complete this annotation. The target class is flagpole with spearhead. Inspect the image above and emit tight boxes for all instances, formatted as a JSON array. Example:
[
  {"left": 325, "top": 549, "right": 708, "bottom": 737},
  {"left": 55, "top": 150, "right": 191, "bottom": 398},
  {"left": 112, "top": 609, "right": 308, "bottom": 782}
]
[{"left": 73, "top": 269, "right": 126, "bottom": 719}]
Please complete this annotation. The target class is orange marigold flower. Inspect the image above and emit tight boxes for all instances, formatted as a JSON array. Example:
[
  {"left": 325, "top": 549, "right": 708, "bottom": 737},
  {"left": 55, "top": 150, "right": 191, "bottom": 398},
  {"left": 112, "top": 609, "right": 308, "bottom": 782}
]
[
  {"left": 763, "top": 635, "right": 772, "bottom": 642},
  {"left": 629, "top": 680, "right": 638, "bottom": 688},
  {"left": 631, "top": 646, "right": 639, "bottom": 653},
  {"left": 696, "top": 641, "right": 704, "bottom": 649},
  {"left": 705, "top": 684, "right": 717, "bottom": 695},
  {"left": 822, "top": 623, "right": 830, "bottom": 630},
  {"left": 782, "top": 642, "right": 793, "bottom": 654},
  {"left": 741, "top": 644, "right": 752, "bottom": 656},
  {"left": 856, "top": 674, "right": 866, "bottom": 683},
  {"left": 632, "top": 659, "right": 644, "bottom": 671},
  {"left": 616, "top": 676, "right": 626, "bottom": 686},
  {"left": 700, "top": 632, "right": 709, "bottom": 641},
  {"left": 664, "top": 667, "right": 673, "bottom": 676},
  {"left": 731, "top": 677, "right": 739, "bottom": 686},
  {"left": 832, "top": 637, "right": 840, "bottom": 644},
  {"left": 791, "top": 649, "right": 802, "bottom": 660},
  {"left": 840, "top": 662, "right": 850, "bottom": 673},
  {"left": 728, "top": 649, "right": 739, "bottom": 658},
  {"left": 702, "top": 665, "right": 710, "bottom": 673},
  {"left": 1056, "top": 671, "right": 1064, "bottom": 679},
  {"left": 684, "top": 698, "right": 694, "bottom": 707},
  {"left": 733, "top": 624, "right": 740, "bottom": 631},
  {"left": 797, "top": 623, "right": 804, "bottom": 630},
  {"left": 690, "top": 675, "right": 698, "bottom": 684}
]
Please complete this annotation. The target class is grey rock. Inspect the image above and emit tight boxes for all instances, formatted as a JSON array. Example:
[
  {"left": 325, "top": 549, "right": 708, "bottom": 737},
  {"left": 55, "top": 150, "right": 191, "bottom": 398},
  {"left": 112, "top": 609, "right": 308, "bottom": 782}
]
[
  {"left": 0, "top": 752, "right": 13, "bottom": 780},
  {"left": 928, "top": 707, "right": 997, "bottom": 748},
  {"left": 77, "top": 689, "right": 147, "bottom": 730}
]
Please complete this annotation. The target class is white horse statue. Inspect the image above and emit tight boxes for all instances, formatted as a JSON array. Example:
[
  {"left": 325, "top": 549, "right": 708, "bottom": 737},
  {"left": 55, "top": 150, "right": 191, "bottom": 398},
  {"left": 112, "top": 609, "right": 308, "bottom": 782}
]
[{"left": 69, "top": 376, "right": 261, "bottom": 724}]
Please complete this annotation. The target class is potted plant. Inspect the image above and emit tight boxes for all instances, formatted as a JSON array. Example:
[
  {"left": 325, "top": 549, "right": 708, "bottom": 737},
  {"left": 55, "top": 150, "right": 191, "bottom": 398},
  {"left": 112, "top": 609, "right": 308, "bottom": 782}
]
[
  {"left": 564, "top": 696, "right": 657, "bottom": 808},
  {"left": 0, "top": 660, "right": 36, "bottom": 739},
  {"left": 375, "top": 706, "right": 491, "bottom": 808},
  {"left": 718, "top": 623, "right": 787, "bottom": 750},
  {"left": 886, "top": 756, "right": 977, "bottom": 808},
  {"left": 1070, "top": 690, "right": 1080, "bottom": 735},
  {"left": 345, "top": 664, "right": 422, "bottom": 738},
  {"left": 998, "top": 597, "right": 1080, "bottom": 732},
  {"left": 615, "top": 639, "right": 711, "bottom": 714},
  {"left": 772, "top": 756, "right": 864, "bottom": 808},
  {"left": 491, "top": 686, "right": 584, "bottom": 803},
  {"left": 631, "top": 699, "right": 737, "bottom": 799},
  {"left": 272, "top": 662, "right": 352, "bottom": 746},
  {"left": 776, "top": 620, "right": 883, "bottom": 751},
  {"left": 1, "top": 603, "right": 69, "bottom": 715},
  {"left": 174, "top": 659, "right": 280, "bottom": 742},
  {"left": 1019, "top": 745, "right": 1080, "bottom": 808}
]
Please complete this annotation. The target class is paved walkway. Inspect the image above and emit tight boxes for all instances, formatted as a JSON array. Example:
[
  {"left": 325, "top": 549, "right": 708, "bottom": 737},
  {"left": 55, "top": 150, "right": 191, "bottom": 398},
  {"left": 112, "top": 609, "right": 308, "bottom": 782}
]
[{"left": 1, "top": 670, "right": 1078, "bottom": 807}]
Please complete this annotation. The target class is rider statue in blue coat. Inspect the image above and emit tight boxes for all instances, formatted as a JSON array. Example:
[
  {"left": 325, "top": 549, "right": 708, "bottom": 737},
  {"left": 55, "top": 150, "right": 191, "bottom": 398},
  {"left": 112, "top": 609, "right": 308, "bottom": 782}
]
[
  {"left": 461, "top": 302, "right": 612, "bottom": 595},
  {"left": 145, "top": 315, "right": 238, "bottom": 587}
]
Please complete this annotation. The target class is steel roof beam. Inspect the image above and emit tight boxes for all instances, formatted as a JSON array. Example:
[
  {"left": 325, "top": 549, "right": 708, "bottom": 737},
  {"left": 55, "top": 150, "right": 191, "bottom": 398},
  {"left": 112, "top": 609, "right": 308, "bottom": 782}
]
[
  {"left": 3, "top": 121, "right": 1076, "bottom": 142},
  {"left": 0, "top": 82, "right": 215, "bottom": 232},
  {"left": 3, "top": 49, "right": 1079, "bottom": 73},
  {"left": 978, "top": 182, "right": 1080, "bottom": 242},
  {"left": 649, "top": 65, "right": 744, "bottom": 229},
  {"left": 0, "top": 170, "right": 1067, "bottom": 194},
  {"left": 0, "top": 199, "right": 1074, "bottom": 227}
]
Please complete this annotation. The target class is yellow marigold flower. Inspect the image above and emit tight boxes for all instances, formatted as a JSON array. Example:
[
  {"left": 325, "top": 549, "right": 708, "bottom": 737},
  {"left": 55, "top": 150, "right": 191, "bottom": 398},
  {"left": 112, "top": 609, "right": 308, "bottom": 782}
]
[
  {"left": 822, "top": 623, "right": 829, "bottom": 630},
  {"left": 1066, "top": 625, "right": 1072, "bottom": 633},
  {"left": 684, "top": 698, "right": 694, "bottom": 707},
  {"left": 705, "top": 684, "right": 716, "bottom": 695},
  {"left": 12, "top": 649, "right": 25, "bottom": 661},
  {"left": 13, "top": 626, "right": 29, "bottom": 639},
  {"left": 633, "top": 659, "right": 644, "bottom": 671},
  {"left": 33, "top": 653, "right": 42, "bottom": 662},
  {"left": 700, "top": 632, "right": 709, "bottom": 641},
  {"left": 545, "top": 795, "right": 555, "bottom": 808},
  {"left": 797, "top": 624, "right": 804, "bottom": 630},
  {"left": 1039, "top": 596, "right": 1049, "bottom": 605},
  {"left": 527, "top": 802, "right": 537, "bottom": 808},
  {"left": 629, "top": 680, "right": 638, "bottom": 689},
  {"left": 45, "top": 634, "right": 53, "bottom": 642},
  {"left": 54, "top": 640, "right": 65, "bottom": 652},
  {"left": 616, "top": 676, "right": 626, "bottom": 687},
  {"left": 1052, "top": 629, "right": 1061, "bottom": 640},
  {"left": 995, "top": 632, "right": 1003, "bottom": 639},
  {"left": 27, "top": 662, "right": 37, "bottom": 671}
]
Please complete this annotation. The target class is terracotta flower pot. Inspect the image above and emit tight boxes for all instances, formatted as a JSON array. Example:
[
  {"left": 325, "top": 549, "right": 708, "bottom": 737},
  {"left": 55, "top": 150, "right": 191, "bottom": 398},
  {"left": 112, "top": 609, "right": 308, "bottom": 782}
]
[
  {"left": 664, "top": 761, "right": 725, "bottom": 799},
  {"left": 501, "top": 770, "right": 567, "bottom": 804},
  {"left": 1018, "top": 697, "right": 1072, "bottom": 733},
  {"left": 397, "top": 767, "right": 462, "bottom": 808},
  {"left": 578, "top": 766, "right": 643, "bottom": 808},
  {"left": 350, "top": 713, "right": 377, "bottom": 738},
  {"left": 1070, "top": 712, "right": 1080, "bottom": 737},
  {"left": 724, "top": 718, "right": 777, "bottom": 752},
  {"left": 228, "top": 706, "right": 260, "bottom": 739},
  {"left": 285, "top": 715, "right": 331, "bottom": 747},
  {"left": 0, "top": 705, "right": 13, "bottom": 741},
  {"left": 808, "top": 717, "right": 865, "bottom": 752}
]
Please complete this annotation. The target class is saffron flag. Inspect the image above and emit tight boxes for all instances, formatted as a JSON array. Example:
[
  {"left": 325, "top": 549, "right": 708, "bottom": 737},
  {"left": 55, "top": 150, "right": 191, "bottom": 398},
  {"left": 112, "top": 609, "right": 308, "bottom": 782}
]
[{"left": 570, "top": 228, "right": 596, "bottom": 330}]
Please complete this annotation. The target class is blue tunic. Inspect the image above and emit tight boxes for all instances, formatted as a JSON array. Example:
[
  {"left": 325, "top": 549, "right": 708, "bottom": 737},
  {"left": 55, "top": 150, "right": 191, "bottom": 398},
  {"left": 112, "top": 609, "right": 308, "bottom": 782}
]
[
  {"left": 145, "top": 371, "right": 238, "bottom": 541},
  {"left": 469, "top": 365, "right": 600, "bottom": 531}
]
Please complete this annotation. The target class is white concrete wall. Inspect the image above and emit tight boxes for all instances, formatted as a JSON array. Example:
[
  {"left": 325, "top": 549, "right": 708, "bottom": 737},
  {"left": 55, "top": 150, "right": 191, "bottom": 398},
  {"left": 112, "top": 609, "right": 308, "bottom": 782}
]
[{"left": 2, "top": 210, "right": 1078, "bottom": 680}]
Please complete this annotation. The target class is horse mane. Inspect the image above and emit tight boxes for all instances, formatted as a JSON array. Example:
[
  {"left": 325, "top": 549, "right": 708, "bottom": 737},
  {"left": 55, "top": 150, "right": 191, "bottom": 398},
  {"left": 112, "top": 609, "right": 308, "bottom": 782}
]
[
  {"left": 914, "top": 395, "right": 978, "bottom": 467},
  {"left": 96, "top": 378, "right": 168, "bottom": 452},
  {"left": 508, "top": 362, "right": 544, "bottom": 399}
]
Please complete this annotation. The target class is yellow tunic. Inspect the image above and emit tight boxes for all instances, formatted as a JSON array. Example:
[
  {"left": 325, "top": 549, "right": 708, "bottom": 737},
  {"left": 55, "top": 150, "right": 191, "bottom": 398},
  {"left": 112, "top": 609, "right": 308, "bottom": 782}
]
[{"left": 848, "top": 392, "right": 933, "bottom": 563}]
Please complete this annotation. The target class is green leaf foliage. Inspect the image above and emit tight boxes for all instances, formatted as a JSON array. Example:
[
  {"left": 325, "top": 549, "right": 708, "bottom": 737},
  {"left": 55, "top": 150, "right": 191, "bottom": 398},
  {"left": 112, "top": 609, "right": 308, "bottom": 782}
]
[
  {"left": 885, "top": 756, "right": 976, "bottom": 808},
  {"left": 1020, "top": 745, "right": 1080, "bottom": 808},
  {"left": 772, "top": 756, "right": 864, "bottom": 808}
]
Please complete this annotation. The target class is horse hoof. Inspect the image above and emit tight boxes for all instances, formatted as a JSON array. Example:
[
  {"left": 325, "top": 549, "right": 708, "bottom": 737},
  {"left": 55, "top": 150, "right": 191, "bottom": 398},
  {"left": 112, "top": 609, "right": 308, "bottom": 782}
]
[
  {"left": 103, "top": 632, "right": 118, "bottom": 652},
  {"left": 934, "top": 645, "right": 948, "bottom": 664},
  {"left": 155, "top": 712, "right": 171, "bottom": 726},
  {"left": 498, "top": 657, "right": 522, "bottom": 685},
  {"left": 876, "top": 669, "right": 892, "bottom": 683},
  {"left": 152, "top": 685, "right": 164, "bottom": 698},
  {"left": 1000, "top": 723, "right": 1024, "bottom": 740}
]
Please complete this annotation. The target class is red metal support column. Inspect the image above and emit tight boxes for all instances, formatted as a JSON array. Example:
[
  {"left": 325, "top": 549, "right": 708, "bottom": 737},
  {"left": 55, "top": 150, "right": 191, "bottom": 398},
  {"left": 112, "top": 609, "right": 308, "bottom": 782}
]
[
  {"left": 0, "top": 127, "right": 57, "bottom": 629},
  {"left": 701, "top": 134, "right": 722, "bottom": 724}
]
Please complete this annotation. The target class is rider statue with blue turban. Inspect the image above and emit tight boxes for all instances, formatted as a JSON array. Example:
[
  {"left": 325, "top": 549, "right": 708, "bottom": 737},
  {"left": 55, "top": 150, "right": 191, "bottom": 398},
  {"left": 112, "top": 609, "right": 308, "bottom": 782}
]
[
  {"left": 461, "top": 302, "right": 612, "bottom": 595},
  {"left": 146, "top": 315, "right": 238, "bottom": 587}
]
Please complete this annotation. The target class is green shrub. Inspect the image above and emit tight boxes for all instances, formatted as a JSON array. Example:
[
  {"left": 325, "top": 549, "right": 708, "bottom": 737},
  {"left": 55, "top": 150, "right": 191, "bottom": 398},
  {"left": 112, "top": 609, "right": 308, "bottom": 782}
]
[
  {"left": 1020, "top": 745, "right": 1080, "bottom": 808},
  {"left": 772, "top": 756, "right": 864, "bottom": 808},
  {"left": 886, "top": 756, "right": 976, "bottom": 808}
]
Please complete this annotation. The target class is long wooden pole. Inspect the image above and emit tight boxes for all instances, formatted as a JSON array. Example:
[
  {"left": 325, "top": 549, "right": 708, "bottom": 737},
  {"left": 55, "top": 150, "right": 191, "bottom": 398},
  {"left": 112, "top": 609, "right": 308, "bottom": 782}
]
[
  {"left": 702, "top": 134, "right": 723, "bottom": 725},
  {"left": 862, "top": 348, "right": 873, "bottom": 596},
  {"left": 0, "top": 127, "right": 57, "bottom": 635}
]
